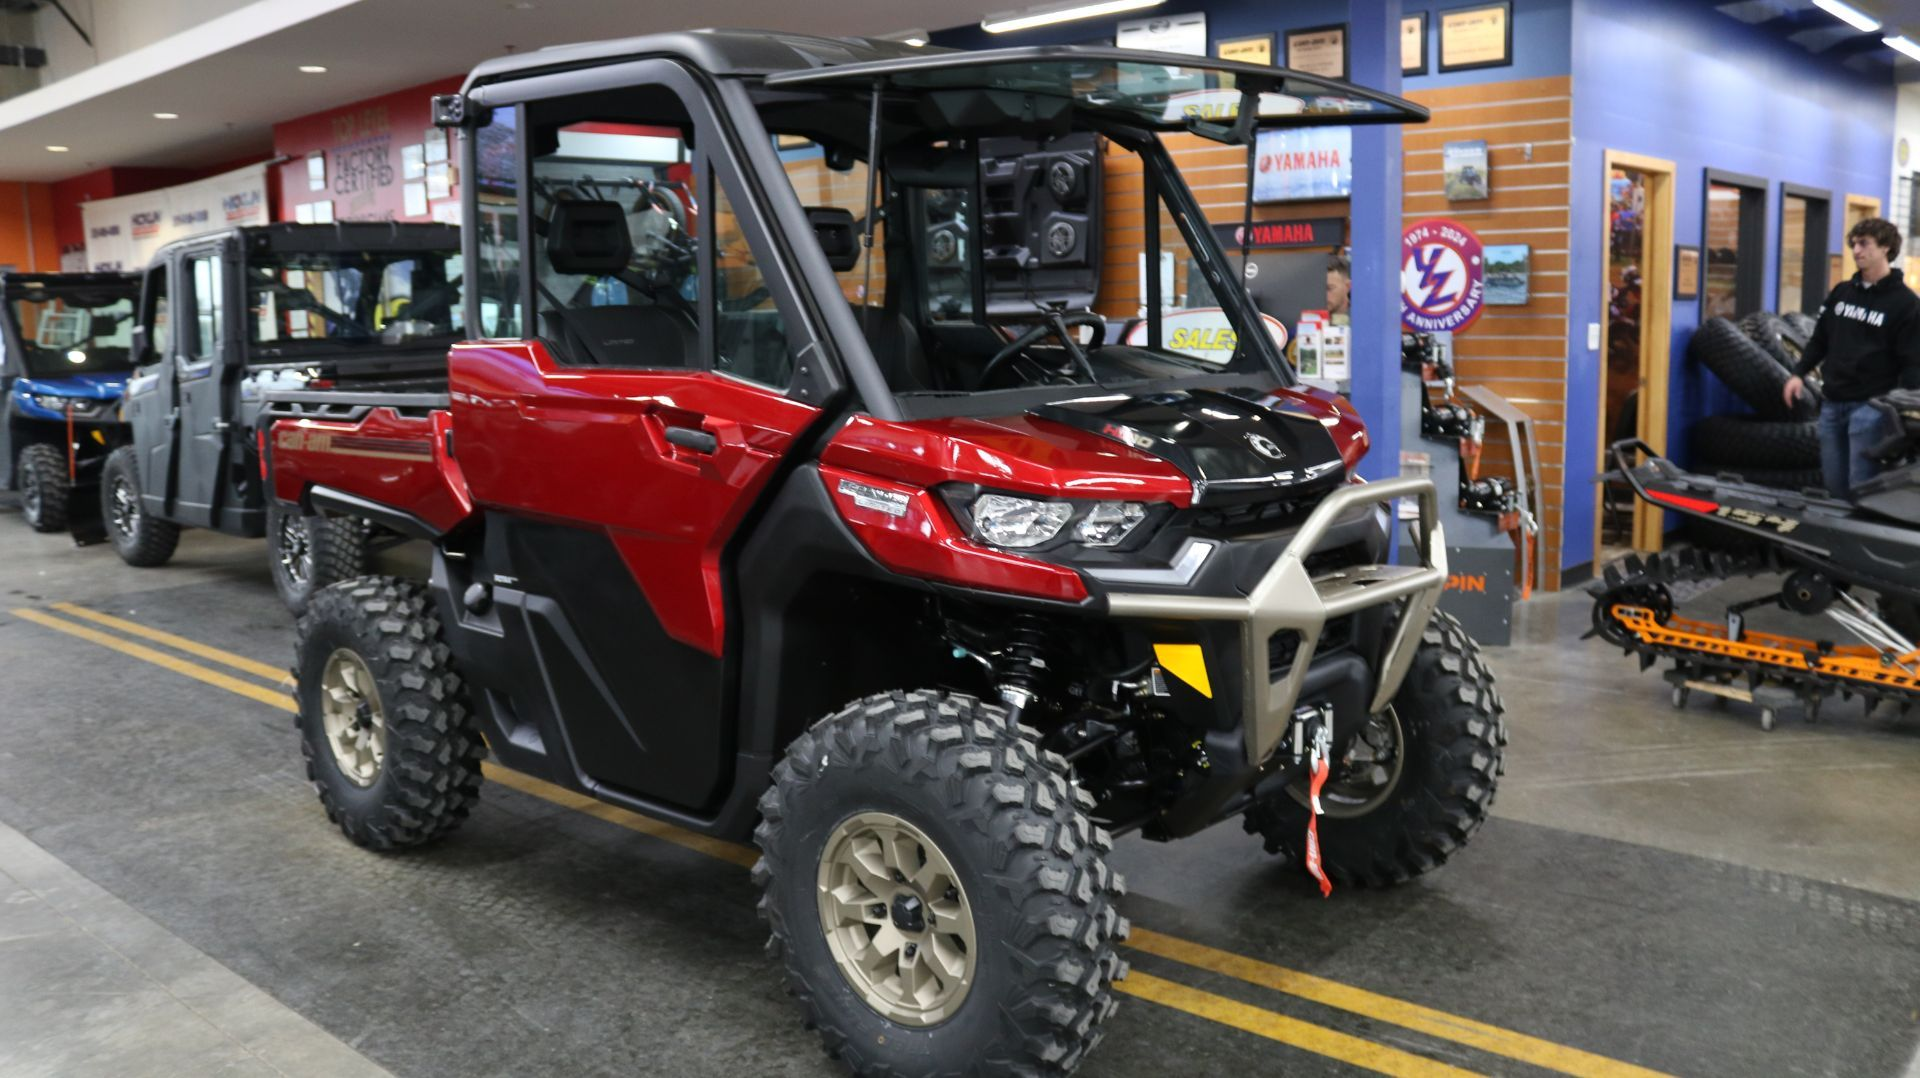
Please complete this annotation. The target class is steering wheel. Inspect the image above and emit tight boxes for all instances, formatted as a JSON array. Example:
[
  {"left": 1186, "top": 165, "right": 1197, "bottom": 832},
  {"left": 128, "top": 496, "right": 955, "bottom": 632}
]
[{"left": 977, "top": 311, "right": 1107, "bottom": 388}]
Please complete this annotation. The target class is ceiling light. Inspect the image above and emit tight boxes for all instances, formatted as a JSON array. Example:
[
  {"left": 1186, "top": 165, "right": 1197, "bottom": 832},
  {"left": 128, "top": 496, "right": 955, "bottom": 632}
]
[
  {"left": 1814, "top": 0, "right": 1881, "bottom": 32},
  {"left": 153, "top": 111, "right": 178, "bottom": 119},
  {"left": 46, "top": 145, "right": 68, "bottom": 152},
  {"left": 298, "top": 64, "right": 327, "bottom": 73},
  {"left": 981, "top": 0, "right": 1163, "bottom": 34},
  {"left": 1886, "top": 33, "right": 1920, "bottom": 60}
]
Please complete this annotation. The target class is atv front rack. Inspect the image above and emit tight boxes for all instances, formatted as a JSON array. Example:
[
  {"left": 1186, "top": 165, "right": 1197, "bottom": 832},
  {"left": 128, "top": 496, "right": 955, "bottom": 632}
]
[{"left": 1104, "top": 477, "right": 1446, "bottom": 765}]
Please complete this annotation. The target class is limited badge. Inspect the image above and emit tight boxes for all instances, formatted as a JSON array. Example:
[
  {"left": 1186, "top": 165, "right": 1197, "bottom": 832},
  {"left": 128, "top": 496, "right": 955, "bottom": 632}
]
[{"left": 1245, "top": 432, "right": 1286, "bottom": 461}]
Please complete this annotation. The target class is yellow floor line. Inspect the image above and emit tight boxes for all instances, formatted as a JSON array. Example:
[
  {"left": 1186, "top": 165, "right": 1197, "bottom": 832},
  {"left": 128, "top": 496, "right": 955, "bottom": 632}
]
[
  {"left": 50, "top": 602, "right": 291, "bottom": 686},
  {"left": 1127, "top": 929, "right": 1673, "bottom": 1078},
  {"left": 15, "top": 603, "right": 1676, "bottom": 1078},
  {"left": 12, "top": 608, "right": 295, "bottom": 713},
  {"left": 1118, "top": 971, "right": 1482, "bottom": 1077}
]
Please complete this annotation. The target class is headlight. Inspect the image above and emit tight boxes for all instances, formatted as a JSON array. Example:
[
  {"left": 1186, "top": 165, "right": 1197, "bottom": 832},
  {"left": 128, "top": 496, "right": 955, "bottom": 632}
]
[
  {"left": 31, "top": 394, "right": 79, "bottom": 412},
  {"left": 1073, "top": 501, "right": 1147, "bottom": 547},
  {"left": 966, "top": 493, "right": 1153, "bottom": 551},
  {"left": 971, "top": 494, "right": 1073, "bottom": 549}
]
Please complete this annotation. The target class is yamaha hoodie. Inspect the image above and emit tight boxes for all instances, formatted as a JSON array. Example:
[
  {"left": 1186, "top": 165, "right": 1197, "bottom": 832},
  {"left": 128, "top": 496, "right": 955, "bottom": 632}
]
[{"left": 1793, "top": 268, "right": 1920, "bottom": 401}]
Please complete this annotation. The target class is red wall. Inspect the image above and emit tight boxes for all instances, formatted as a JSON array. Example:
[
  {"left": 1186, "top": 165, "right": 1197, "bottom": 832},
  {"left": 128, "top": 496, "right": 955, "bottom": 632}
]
[{"left": 271, "top": 76, "right": 463, "bottom": 224}]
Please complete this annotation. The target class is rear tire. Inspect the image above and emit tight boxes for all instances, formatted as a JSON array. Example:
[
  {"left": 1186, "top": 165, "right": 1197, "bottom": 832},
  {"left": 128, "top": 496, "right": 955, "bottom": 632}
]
[
  {"left": 268, "top": 502, "right": 370, "bottom": 615},
  {"left": 100, "top": 446, "right": 179, "bottom": 566},
  {"left": 1737, "top": 311, "right": 1805, "bottom": 370},
  {"left": 293, "top": 577, "right": 484, "bottom": 850},
  {"left": 1244, "top": 610, "right": 1506, "bottom": 888},
  {"left": 754, "top": 690, "right": 1129, "bottom": 1077},
  {"left": 16, "top": 443, "right": 68, "bottom": 532}
]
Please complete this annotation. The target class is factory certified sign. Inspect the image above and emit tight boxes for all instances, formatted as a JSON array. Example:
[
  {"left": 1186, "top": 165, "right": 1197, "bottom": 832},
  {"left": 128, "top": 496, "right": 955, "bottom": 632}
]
[{"left": 1401, "top": 218, "right": 1485, "bottom": 333}]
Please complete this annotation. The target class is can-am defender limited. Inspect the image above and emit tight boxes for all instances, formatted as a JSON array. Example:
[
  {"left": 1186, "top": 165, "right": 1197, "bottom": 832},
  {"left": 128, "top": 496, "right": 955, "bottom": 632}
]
[{"left": 269, "top": 33, "right": 1507, "bottom": 1077}]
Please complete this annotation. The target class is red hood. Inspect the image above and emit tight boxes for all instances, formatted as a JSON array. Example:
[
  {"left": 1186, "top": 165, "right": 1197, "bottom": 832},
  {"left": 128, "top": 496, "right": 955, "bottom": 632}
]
[
  {"left": 819, "top": 386, "right": 1367, "bottom": 508},
  {"left": 822, "top": 412, "right": 1196, "bottom": 507}
]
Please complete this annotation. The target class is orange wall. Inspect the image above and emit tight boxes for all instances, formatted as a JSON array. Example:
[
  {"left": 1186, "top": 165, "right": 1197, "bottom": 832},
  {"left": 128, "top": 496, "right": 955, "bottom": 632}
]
[{"left": 0, "top": 182, "right": 62, "bottom": 273}]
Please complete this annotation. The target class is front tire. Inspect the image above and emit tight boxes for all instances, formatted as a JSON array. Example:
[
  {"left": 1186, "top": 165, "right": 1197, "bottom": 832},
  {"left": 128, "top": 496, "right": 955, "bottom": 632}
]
[
  {"left": 16, "top": 443, "right": 68, "bottom": 532},
  {"left": 1244, "top": 610, "right": 1507, "bottom": 888},
  {"left": 754, "top": 690, "right": 1129, "bottom": 1077},
  {"left": 268, "top": 502, "right": 370, "bottom": 615},
  {"left": 100, "top": 446, "right": 180, "bottom": 566},
  {"left": 293, "top": 578, "right": 484, "bottom": 850}
]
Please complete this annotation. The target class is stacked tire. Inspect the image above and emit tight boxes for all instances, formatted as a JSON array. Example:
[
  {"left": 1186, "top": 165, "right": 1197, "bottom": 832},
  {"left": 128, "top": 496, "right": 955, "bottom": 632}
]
[{"left": 1688, "top": 315, "right": 1822, "bottom": 491}]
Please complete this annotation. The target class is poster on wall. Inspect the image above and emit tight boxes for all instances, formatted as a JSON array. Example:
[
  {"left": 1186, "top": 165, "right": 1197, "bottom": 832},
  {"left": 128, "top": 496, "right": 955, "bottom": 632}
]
[
  {"left": 1443, "top": 140, "right": 1490, "bottom": 201},
  {"left": 1439, "top": 1, "right": 1512, "bottom": 72},
  {"left": 1252, "top": 126, "right": 1352, "bottom": 203},
  {"left": 81, "top": 164, "right": 269, "bottom": 272},
  {"left": 1117, "top": 13, "right": 1206, "bottom": 56},
  {"left": 1484, "top": 244, "right": 1529, "bottom": 304},
  {"left": 1285, "top": 24, "right": 1347, "bottom": 79},
  {"left": 1402, "top": 13, "right": 1428, "bottom": 75},
  {"left": 1215, "top": 33, "right": 1271, "bottom": 65},
  {"left": 1401, "top": 218, "right": 1487, "bottom": 333}
]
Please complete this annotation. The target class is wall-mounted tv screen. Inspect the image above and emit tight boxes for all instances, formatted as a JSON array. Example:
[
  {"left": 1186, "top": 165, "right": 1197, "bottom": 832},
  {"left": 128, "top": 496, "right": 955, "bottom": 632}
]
[{"left": 1251, "top": 126, "right": 1352, "bottom": 204}]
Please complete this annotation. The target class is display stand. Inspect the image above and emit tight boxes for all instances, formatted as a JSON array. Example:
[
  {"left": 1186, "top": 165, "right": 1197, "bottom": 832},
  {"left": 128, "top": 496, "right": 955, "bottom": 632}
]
[{"left": 1396, "top": 368, "right": 1516, "bottom": 645}]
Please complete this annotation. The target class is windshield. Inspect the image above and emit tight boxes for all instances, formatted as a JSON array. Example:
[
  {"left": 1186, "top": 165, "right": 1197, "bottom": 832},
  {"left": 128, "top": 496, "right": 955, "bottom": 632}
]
[
  {"left": 9, "top": 288, "right": 136, "bottom": 377},
  {"left": 753, "top": 86, "right": 1285, "bottom": 404},
  {"left": 248, "top": 249, "right": 462, "bottom": 356}
]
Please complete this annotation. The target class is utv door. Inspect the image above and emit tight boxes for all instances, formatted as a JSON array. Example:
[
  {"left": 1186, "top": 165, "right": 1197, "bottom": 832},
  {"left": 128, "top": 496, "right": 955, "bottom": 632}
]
[
  {"left": 449, "top": 66, "right": 841, "bottom": 814},
  {"left": 125, "top": 261, "right": 171, "bottom": 508},
  {"left": 159, "top": 240, "right": 240, "bottom": 528}
]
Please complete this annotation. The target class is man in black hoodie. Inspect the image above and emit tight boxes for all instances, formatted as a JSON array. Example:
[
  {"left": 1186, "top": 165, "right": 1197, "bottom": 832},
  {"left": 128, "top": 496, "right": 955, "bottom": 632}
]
[{"left": 1784, "top": 217, "right": 1920, "bottom": 497}]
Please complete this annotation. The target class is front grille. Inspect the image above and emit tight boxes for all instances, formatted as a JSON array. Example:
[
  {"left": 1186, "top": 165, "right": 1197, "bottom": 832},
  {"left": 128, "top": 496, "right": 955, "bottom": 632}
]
[
  {"left": 1303, "top": 540, "right": 1371, "bottom": 579},
  {"left": 1188, "top": 498, "right": 1307, "bottom": 535},
  {"left": 1267, "top": 616, "right": 1353, "bottom": 681}
]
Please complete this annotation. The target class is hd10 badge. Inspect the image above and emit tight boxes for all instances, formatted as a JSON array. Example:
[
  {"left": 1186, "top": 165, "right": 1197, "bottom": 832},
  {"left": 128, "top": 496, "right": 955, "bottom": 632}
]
[{"left": 1401, "top": 218, "right": 1486, "bottom": 334}]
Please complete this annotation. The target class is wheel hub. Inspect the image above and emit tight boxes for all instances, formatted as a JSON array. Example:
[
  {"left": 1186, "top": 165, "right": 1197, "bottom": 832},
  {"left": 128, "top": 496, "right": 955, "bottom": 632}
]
[
  {"left": 21, "top": 469, "right": 40, "bottom": 518},
  {"left": 278, "top": 514, "right": 312, "bottom": 584},
  {"left": 109, "top": 476, "right": 139, "bottom": 537},
  {"left": 319, "top": 649, "right": 386, "bottom": 787},
  {"left": 816, "top": 811, "right": 977, "bottom": 1026}
]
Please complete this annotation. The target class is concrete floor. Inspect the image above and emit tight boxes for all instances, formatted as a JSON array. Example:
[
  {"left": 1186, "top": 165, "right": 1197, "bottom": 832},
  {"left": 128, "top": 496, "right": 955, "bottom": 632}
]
[{"left": 1, "top": 504, "right": 1918, "bottom": 1077}]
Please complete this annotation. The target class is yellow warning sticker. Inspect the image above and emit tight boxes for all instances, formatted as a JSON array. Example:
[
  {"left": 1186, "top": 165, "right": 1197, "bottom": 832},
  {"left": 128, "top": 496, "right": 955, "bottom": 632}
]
[{"left": 1152, "top": 643, "right": 1212, "bottom": 699}]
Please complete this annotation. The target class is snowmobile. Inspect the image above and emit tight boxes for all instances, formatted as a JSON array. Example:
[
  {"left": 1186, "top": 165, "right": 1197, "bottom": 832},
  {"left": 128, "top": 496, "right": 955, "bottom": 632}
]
[{"left": 1590, "top": 389, "right": 1920, "bottom": 729}]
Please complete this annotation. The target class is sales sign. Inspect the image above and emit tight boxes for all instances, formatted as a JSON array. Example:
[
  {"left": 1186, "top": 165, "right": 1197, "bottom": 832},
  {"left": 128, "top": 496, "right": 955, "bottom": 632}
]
[{"left": 1401, "top": 217, "right": 1485, "bottom": 333}]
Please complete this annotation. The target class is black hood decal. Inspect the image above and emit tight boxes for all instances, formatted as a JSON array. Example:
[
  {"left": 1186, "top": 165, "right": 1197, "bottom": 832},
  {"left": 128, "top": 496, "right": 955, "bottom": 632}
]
[{"left": 1032, "top": 389, "right": 1346, "bottom": 505}]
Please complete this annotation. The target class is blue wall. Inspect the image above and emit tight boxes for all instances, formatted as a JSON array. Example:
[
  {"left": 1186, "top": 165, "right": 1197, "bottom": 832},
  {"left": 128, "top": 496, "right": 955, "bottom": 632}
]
[{"left": 1561, "top": 0, "right": 1894, "bottom": 573}]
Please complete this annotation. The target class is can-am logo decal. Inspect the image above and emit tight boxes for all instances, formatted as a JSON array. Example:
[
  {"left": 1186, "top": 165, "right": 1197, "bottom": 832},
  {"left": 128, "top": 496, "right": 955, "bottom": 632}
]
[
  {"left": 1245, "top": 433, "right": 1286, "bottom": 461},
  {"left": 172, "top": 209, "right": 208, "bottom": 228},
  {"left": 90, "top": 225, "right": 120, "bottom": 239},
  {"left": 1401, "top": 218, "right": 1485, "bottom": 334}
]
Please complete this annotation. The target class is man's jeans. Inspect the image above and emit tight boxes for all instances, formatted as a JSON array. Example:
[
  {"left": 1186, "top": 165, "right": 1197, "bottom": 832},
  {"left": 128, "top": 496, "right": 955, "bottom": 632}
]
[{"left": 1818, "top": 399, "right": 1891, "bottom": 498}]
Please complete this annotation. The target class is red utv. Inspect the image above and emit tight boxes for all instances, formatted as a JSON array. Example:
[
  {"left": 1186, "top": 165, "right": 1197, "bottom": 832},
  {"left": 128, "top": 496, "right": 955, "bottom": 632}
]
[{"left": 269, "top": 32, "right": 1506, "bottom": 1077}]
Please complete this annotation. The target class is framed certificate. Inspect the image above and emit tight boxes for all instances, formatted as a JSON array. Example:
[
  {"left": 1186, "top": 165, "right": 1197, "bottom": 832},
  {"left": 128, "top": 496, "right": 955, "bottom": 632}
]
[
  {"left": 1674, "top": 244, "right": 1701, "bottom": 299},
  {"left": 1439, "top": 2, "right": 1512, "bottom": 73},
  {"left": 1402, "top": 13, "right": 1428, "bottom": 76},
  {"left": 1285, "top": 24, "right": 1347, "bottom": 79},
  {"left": 1215, "top": 33, "right": 1272, "bottom": 66}
]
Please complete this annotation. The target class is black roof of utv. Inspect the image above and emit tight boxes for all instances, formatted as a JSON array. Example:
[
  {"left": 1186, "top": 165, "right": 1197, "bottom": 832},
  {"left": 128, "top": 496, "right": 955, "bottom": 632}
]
[{"left": 462, "top": 29, "right": 929, "bottom": 92}]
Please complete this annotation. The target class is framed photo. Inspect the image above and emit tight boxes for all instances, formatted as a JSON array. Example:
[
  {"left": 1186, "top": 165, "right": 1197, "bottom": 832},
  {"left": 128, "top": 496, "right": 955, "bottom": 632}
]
[
  {"left": 1285, "top": 24, "right": 1347, "bottom": 79},
  {"left": 1118, "top": 12, "right": 1206, "bottom": 56},
  {"left": 1443, "top": 140, "right": 1490, "bottom": 201},
  {"left": 1215, "top": 33, "right": 1272, "bottom": 66},
  {"left": 1484, "top": 244, "right": 1529, "bottom": 305},
  {"left": 1674, "top": 244, "right": 1700, "bottom": 299},
  {"left": 1402, "top": 13, "right": 1428, "bottom": 76},
  {"left": 1439, "top": 1, "right": 1512, "bottom": 73}
]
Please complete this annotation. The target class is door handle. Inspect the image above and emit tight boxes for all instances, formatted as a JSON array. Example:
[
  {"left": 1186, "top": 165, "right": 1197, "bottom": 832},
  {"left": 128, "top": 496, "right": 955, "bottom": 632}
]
[{"left": 663, "top": 425, "right": 718, "bottom": 454}]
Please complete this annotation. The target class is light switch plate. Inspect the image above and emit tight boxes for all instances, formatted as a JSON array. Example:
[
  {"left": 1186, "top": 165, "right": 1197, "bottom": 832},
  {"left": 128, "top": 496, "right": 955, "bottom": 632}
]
[{"left": 1587, "top": 322, "right": 1601, "bottom": 350}]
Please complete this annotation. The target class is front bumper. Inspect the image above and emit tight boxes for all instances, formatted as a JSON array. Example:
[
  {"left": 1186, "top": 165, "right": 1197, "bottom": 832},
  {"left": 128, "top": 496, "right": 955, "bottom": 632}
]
[{"left": 1100, "top": 477, "right": 1446, "bottom": 766}]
